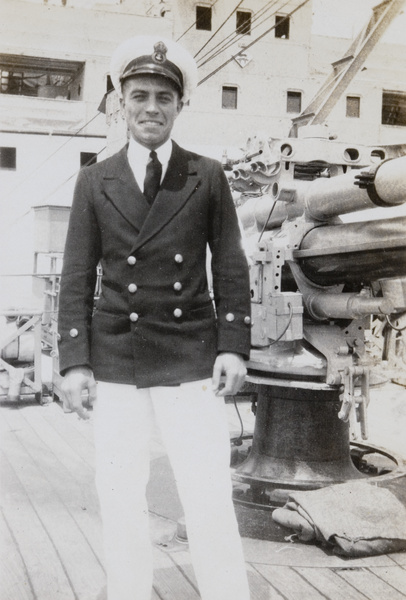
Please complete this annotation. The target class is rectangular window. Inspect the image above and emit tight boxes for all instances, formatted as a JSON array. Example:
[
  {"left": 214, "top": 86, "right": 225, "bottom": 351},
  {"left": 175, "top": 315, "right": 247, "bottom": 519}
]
[
  {"left": 0, "top": 147, "right": 16, "bottom": 170},
  {"left": 196, "top": 6, "right": 212, "bottom": 31},
  {"left": 0, "top": 54, "right": 84, "bottom": 100},
  {"left": 236, "top": 11, "right": 251, "bottom": 35},
  {"left": 382, "top": 91, "right": 406, "bottom": 126},
  {"left": 80, "top": 152, "right": 97, "bottom": 168},
  {"left": 287, "top": 91, "right": 302, "bottom": 113},
  {"left": 275, "top": 15, "right": 290, "bottom": 39},
  {"left": 222, "top": 86, "right": 238, "bottom": 109},
  {"left": 346, "top": 96, "right": 360, "bottom": 118}
]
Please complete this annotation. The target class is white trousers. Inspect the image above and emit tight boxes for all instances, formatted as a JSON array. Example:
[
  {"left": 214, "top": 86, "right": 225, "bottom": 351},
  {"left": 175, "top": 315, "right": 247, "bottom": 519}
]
[{"left": 93, "top": 379, "right": 251, "bottom": 600}]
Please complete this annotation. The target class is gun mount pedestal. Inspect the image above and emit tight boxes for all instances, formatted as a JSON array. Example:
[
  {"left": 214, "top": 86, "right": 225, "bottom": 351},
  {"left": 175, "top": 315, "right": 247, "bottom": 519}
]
[
  {"left": 231, "top": 376, "right": 406, "bottom": 542},
  {"left": 233, "top": 382, "right": 362, "bottom": 503}
]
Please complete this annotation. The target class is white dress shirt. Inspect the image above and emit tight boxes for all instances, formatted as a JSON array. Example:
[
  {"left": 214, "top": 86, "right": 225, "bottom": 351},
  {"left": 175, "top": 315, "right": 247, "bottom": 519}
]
[{"left": 127, "top": 137, "right": 173, "bottom": 193}]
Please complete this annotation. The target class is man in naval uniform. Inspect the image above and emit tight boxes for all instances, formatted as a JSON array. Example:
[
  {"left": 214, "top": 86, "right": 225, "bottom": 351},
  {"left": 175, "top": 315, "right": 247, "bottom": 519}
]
[{"left": 58, "top": 35, "right": 251, "bottom": 600}]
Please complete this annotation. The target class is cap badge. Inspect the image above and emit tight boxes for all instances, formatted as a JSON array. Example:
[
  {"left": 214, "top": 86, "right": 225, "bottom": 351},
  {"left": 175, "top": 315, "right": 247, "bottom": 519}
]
[{"left": 153, "top": 41, "right": 168, "bottom": 64}]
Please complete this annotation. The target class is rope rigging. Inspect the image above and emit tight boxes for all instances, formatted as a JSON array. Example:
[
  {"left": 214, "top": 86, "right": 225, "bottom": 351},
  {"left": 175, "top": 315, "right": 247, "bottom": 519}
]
[
  {"left": 194, "top": 0, "right": 246, "bottom": 59},
  {"left": 198, "top": 0, "right": 312, "bottom": 86},
  {"left": 176, "top": 0, "right": 222, "bottom": 42},
  {"left": 196, "top": 0, "right": 284, "bottom": 67}
]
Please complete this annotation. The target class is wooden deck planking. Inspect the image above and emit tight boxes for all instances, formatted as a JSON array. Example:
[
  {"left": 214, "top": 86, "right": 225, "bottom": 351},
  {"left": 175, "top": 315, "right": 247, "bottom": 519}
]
[
  {"left": 2, "top": 399, "right": 406, "bottom": 600},
  {"left": 37, "top": 402, "right": 96, "bottom": 469},
  {"left": 0, "top": 406, "right": 105, "bottom": 600},
  {"left": 1, "top": 404, "right": 104, "bottom": 560},
  {"left": 337, "top": 567, "right": 406, "bottom": 600},
  {"left": 22, "top": 403, "right": 95, "bottom": 486},
  {"left": 0, "top": 449, "right": 76, "bottom": 600},
  {"left": 368, "top": 566, "right": 406, "bottom": 595},
  {"left": 246, "top": 565, "right": 286, "bottom": 600},
  {"left": 164, "top": 548, "right": 199, "bottom": 588},
  {"left": 253, "top": 564, "right": 328, "bottom": 599},
  {"left": 390, "top": 553, "right": 406, "bottom": 567},
  {"left": 14, "top": 403, "right": 104, "bottom": 560},
  {"left": 153, "top": 547, "right": 200, "bottom": 599},
  {"left": 0, "top": 507, "right": 36, "bottom": 600},
  {"left": 295, "top": 566, "right": 371, "bottom": 600}
]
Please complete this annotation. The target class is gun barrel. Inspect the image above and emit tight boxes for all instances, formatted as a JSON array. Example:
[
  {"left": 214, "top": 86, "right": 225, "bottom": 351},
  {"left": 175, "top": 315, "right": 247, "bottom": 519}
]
[
  {"left": 308, "top": 293, "right": 394, "bottom": 320},
  {"left": 294, "top": 216, "right": 406, "bottom": 286},
  {"left": 304, "top": 156, "right": 406, "bottom": 221}
]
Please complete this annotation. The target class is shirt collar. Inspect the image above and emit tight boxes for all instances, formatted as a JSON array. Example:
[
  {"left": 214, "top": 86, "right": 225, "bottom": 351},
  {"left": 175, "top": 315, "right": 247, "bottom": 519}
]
[{"left": 128, "top": 137, "right": 173, "bottom": 166}]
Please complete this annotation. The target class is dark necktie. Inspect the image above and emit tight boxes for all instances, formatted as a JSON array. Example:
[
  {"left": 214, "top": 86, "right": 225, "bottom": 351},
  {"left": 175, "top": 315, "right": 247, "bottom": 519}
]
[{"left": 143, "top": 150, "right": 162, "bottom": 205}]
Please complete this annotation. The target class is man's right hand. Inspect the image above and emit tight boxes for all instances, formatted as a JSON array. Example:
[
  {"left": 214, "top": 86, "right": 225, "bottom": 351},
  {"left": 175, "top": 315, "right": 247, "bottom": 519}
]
[{"left": 60, "top": 366, "right": 97, "bottom": 420}]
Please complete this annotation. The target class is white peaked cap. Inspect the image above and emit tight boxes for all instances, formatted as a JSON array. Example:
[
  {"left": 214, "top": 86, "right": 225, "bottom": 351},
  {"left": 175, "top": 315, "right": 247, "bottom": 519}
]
[{"left": 110, "top": 35, "right": 198, "bottom": 103}]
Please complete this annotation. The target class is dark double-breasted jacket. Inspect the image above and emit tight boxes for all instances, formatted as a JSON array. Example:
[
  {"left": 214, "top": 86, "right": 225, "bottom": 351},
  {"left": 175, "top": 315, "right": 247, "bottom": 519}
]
[{"left": 58, "top": 141, "right": 251, "bottom": 388}]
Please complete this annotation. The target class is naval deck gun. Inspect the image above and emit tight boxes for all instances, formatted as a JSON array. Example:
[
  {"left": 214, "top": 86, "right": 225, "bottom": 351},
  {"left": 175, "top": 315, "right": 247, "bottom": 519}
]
[{"left": 227, "top": 134, "right": 406, "bottom": 508}]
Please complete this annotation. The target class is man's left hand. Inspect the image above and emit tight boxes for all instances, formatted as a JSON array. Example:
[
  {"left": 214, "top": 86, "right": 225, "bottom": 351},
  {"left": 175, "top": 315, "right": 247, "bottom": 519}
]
[{"left": 212, "top": 352, "right": 247, "bottom": 397}]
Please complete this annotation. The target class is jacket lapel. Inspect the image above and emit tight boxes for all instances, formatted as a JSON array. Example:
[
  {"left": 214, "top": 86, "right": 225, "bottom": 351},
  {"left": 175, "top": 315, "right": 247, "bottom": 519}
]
[
  {"left": 131, "top": 142, "right": 201, "bottom": 252},
  {"left": 102, "top": 146, "right": 150, "bottom": 232}
]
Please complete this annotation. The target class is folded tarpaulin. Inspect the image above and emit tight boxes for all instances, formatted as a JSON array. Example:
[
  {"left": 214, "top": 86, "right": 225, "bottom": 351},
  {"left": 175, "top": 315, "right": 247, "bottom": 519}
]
[{"left": 272, "top": 480, "right": 406, "bottom": 556}]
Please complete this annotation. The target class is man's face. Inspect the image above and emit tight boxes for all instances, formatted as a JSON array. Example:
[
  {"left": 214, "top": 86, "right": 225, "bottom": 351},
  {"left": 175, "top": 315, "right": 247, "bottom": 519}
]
[{"left": 120, "top": 74, "right": 183, "bottom": 149}]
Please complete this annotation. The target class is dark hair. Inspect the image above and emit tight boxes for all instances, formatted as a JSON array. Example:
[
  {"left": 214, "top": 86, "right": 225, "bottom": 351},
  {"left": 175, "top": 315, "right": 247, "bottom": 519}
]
[{"left": 121, "top": 73, "right": 182, "bottom": 99}]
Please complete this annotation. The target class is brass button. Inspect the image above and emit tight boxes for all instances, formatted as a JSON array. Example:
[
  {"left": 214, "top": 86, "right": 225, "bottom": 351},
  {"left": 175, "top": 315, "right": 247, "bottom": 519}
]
[
  {"left": 173, "top": 281, "right": 182, "bottom": 291},
  {"left": 225, "top": 313, "right": 235, "bottom": 322},
  {"left": 174, "top": 254, "right": 183, "bottom": 264},
  {"left": 127, "top": 256, "right": 136, "bottom": 265},
  {"left": 69, "top": 328, "right": 79, "bottom": 338},
  {"left": 56, "top": 333, "right": 61, "bottom": 342},
  {"left": 244, "top": 316, "right": 251, "bottom": 325},
  {"left": 129, "top": 312, "right": 139, "bottom": 322},
  {"left": 128, "top": 283, "right": 137, "bottom": 293},
  {"left": 174, "top": 308, "right": 183, "bottom": 318}
]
